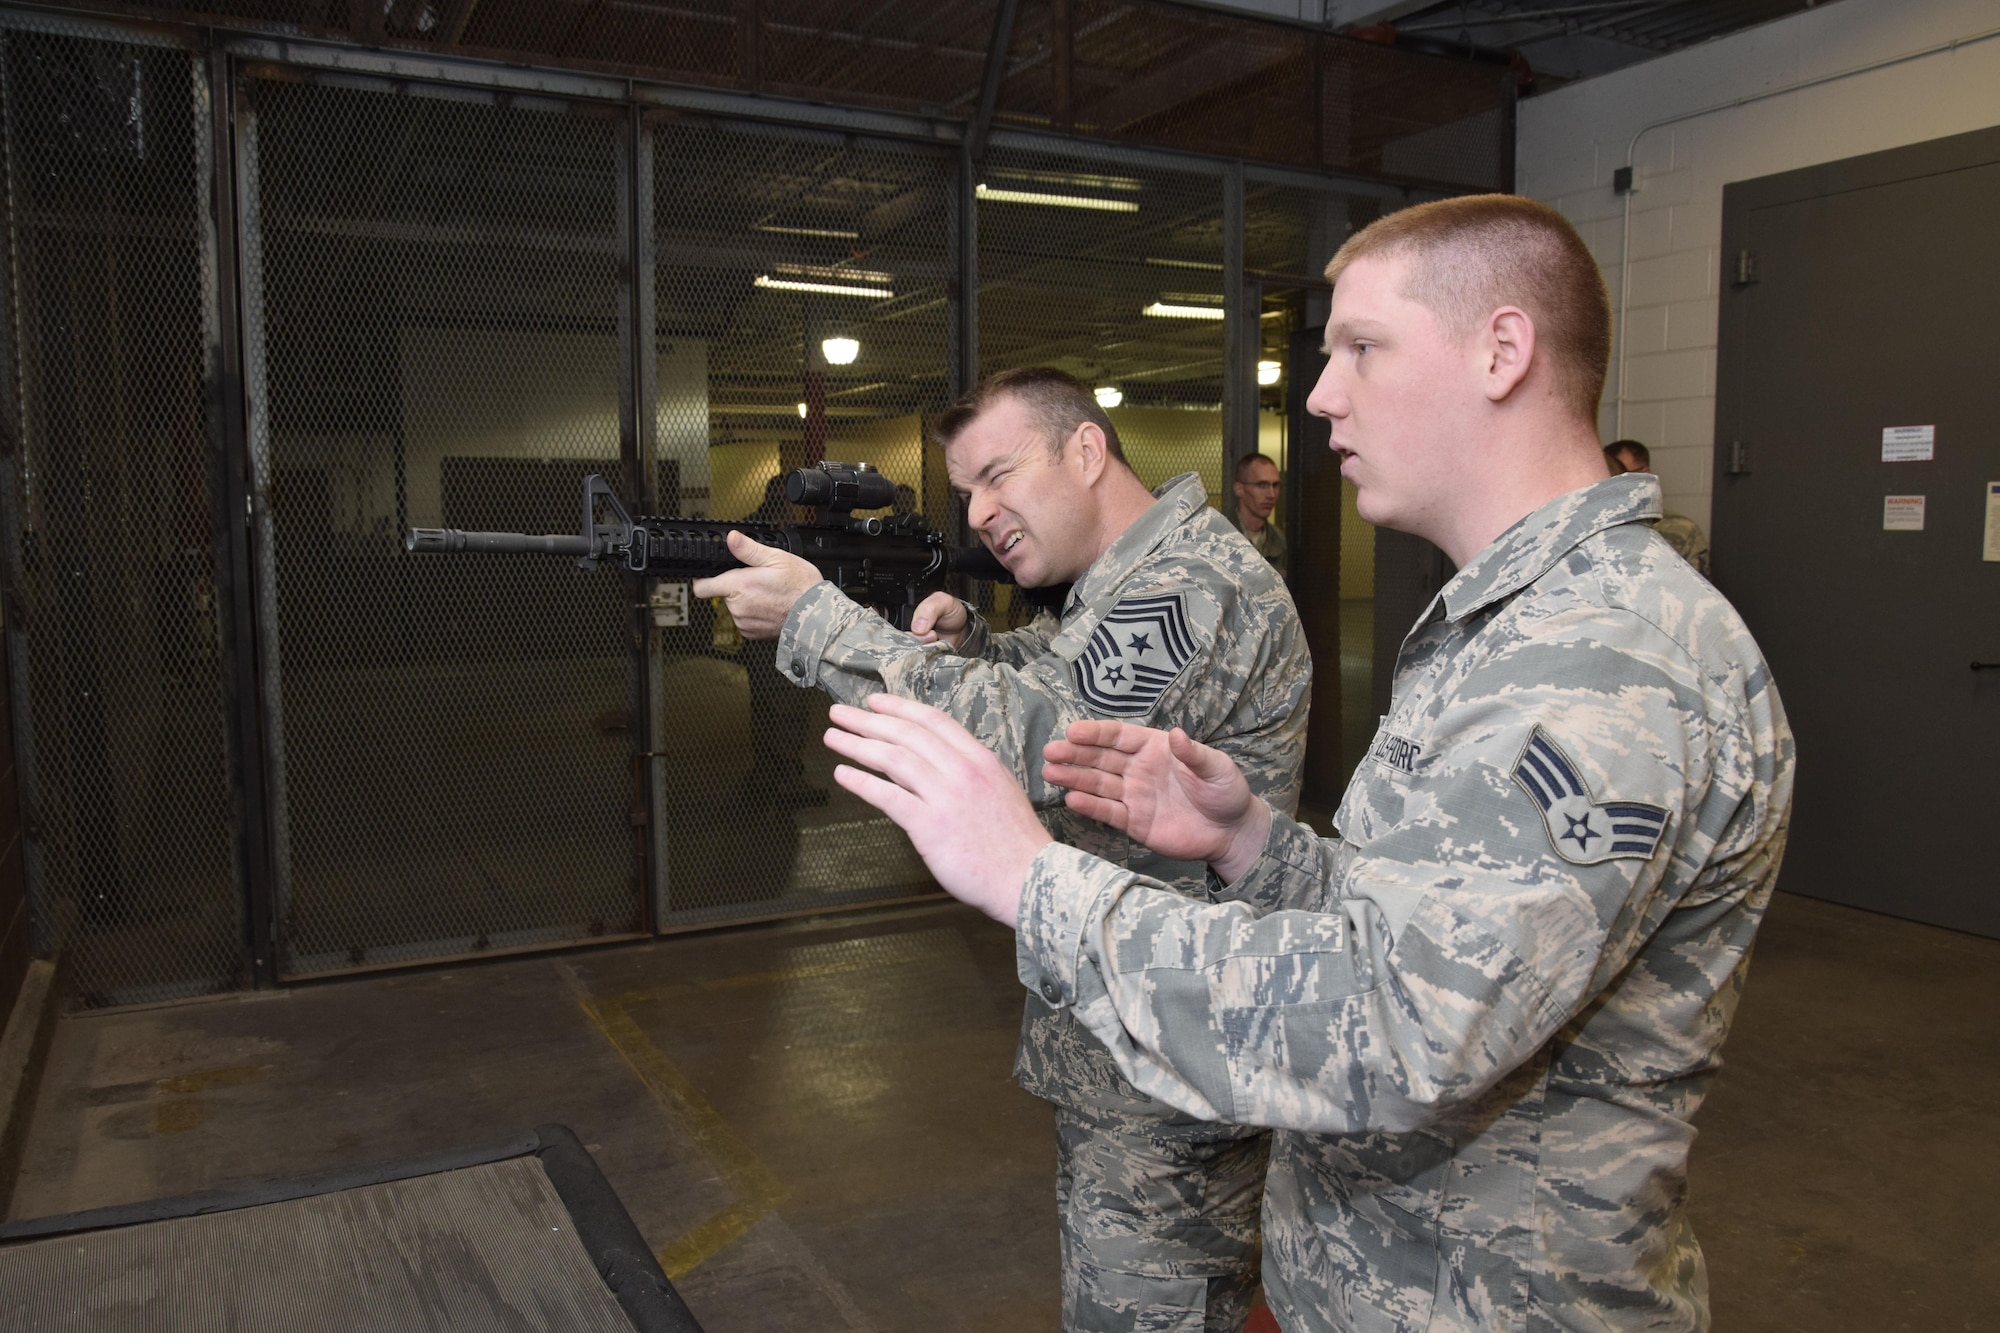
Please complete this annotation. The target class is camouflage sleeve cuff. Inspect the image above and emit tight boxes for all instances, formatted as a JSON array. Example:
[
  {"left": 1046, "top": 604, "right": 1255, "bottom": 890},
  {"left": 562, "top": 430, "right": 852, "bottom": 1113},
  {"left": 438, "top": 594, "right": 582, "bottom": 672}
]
[
  {"left": 1216, "top": 807, "right": 1326, "bottom": 911},
  {"left": 1015, "top": 841, "right": 1124, "bottom": 1016},
  {"left": 956, "top": 606, "right": 994, "bottom": 659},
  {"left": 775, "top": 581, "right": 866, "bottom": 687}
]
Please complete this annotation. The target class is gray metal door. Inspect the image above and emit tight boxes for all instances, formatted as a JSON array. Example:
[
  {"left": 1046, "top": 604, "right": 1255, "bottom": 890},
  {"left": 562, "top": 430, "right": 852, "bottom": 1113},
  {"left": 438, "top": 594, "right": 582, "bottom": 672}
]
[{"left": 1715, "top": 124, "right": 2000, "bottom": 938}]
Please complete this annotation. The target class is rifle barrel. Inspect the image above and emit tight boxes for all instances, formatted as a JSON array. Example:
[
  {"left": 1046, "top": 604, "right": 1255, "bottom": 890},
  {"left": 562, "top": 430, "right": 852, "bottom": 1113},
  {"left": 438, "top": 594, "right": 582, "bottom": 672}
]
[{"left": 406, "top": 528, "right": 595, "bottom": 556}]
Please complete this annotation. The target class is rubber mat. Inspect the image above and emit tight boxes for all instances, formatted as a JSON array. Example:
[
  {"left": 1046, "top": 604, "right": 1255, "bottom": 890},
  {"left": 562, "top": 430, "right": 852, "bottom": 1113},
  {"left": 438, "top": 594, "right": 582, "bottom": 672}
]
[{"left": 0, "top": 1123, "right": 702, "bottom": 1333}]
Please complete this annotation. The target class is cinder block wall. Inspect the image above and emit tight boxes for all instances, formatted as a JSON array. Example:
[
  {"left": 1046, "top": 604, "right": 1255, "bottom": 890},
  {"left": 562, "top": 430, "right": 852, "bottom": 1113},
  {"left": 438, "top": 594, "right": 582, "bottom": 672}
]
[{"left": 1516, "top": 0, "right": 2000, "bottom": 531}]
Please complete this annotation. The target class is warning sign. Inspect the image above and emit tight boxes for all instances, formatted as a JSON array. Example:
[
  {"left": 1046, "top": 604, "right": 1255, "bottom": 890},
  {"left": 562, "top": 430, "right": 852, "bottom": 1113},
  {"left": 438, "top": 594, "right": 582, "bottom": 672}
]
[{"left": 1883, "top": 495, "right": 1926, "bottom": 531}]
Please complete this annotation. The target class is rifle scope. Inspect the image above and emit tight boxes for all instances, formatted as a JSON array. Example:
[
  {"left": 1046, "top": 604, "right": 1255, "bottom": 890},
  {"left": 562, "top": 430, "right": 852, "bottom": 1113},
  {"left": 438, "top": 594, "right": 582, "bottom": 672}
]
[{"left": 785, "top": 462, "right": 896, "bottom": 513}]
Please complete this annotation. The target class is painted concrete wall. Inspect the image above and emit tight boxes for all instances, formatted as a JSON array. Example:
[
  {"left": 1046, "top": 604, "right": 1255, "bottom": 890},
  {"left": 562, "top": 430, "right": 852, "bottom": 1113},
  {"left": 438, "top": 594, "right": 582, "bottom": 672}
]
[
  {"left": 393, "top": 329, "right": 709, "bottom": 524},
  {"left": 1517, "top": 0, "right": 2000, "bottom": 529}
]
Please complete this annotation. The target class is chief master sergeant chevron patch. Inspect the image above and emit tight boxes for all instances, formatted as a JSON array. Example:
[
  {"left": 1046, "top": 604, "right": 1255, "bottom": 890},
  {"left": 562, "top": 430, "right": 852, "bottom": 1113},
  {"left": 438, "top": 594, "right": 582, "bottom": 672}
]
[
  {"left": 1072, "top": 592, "right": 1200, "bottom": 717},
  {"left": 1512, "top": 725, "right": 1668, "bottom": 865}
]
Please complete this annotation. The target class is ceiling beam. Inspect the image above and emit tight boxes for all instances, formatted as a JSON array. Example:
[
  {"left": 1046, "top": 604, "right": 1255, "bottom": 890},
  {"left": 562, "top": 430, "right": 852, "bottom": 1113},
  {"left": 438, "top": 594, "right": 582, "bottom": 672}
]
[
  {"left": 967, "top": 0, "right": 1021, "bottom": 166},
  {"left": 1080, "top": 36, "right": 1298, "bottom": 134},
  {"left": 1324, "top": 1, "right": 1439, "bottom": 26}
]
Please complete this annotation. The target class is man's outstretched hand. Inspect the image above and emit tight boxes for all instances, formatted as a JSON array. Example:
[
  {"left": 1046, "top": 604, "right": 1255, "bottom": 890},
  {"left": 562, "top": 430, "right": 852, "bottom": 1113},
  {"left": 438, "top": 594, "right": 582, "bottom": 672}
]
[
  {"left": 1042, "top": 722, "right": 1271, "bottom": 883},
  {"left": 824, "top": 694, "right": 1052, "bottom": 927},
  {"left": 690, "top": 530, "right": 823, "bottom": 639}
]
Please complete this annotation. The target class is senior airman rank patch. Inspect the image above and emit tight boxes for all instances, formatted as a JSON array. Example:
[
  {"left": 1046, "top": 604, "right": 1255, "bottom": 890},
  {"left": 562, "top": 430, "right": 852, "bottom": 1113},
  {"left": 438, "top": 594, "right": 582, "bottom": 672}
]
[
  {"left": 1073, "top": 592, "right": 1199, "bottom": 717},
  {"left": 1512, "top": 727, "right": 1668, "bottom": 865}
]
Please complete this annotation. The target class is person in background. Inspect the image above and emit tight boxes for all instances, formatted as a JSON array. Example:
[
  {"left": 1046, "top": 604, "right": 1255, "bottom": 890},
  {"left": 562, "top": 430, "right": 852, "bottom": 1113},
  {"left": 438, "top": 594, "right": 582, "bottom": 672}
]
[
  {"left": 1607, "top": 439, "right": 1650, "bottom": 474},
  {"left": 1227, "top": 453, "right": 1287, "bottom": 578},
  {"left": 1609, "top": 438, "right": 1710, "bottom": 573}
]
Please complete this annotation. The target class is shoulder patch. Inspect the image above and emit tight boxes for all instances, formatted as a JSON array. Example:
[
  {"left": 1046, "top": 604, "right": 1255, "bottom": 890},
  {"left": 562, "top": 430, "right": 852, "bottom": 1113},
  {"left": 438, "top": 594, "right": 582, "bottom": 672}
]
[
  {"left": 1072, "top": 592, "right": 1200, "bottom": 717},
  {"left": 1511, "top": 727, "right": 1667, "bottom": 865}
]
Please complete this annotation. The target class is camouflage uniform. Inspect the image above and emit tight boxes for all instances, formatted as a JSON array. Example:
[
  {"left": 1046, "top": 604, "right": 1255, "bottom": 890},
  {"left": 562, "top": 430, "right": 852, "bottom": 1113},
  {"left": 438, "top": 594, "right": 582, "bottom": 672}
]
[
  {"left": 777, "top": 472, "right": 1311, "bottom": 1331},
  {"left": 1226, "top": 510, "right": 1289, "bottom": 580},
  {"left": 1650, "top": 513, "right": 1709, "bottom": 575},
  {"left": 1015, "top": 473, "right": 1794, "bottom": 1331}
]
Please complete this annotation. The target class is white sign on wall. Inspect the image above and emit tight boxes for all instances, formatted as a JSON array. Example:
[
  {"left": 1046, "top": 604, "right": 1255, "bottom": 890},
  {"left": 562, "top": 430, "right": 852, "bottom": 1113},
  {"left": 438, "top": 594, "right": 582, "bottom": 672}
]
[
  {"left": 1883, "top": 495, "right": 1927, "bottom": 531},
  {"left": 1882, "top": 425, "right": 1935, "bottom": 462}
]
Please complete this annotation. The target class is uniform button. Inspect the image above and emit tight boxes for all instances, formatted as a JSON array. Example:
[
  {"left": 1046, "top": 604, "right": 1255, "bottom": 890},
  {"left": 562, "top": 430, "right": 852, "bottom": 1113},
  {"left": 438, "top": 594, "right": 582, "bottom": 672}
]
[
  {"left": 791, "top": 661, "right": 805, "bottom": 678},
  {"left": 1040, "top": 980, "right": 1061, "bottom": 1004}
]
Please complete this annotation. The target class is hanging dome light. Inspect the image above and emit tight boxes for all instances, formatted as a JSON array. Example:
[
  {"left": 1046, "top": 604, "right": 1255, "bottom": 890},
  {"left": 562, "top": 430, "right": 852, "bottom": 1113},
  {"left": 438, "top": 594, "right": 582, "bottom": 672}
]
[
  {"left": 1257, "top": 360, "right": 1282, "bottom": 386},
  {"left": 1094, "top": 385, "right": 1123, "bottom": 409},
  {"left": 821, "top": 336, "right": 860, "bottom": 366}
]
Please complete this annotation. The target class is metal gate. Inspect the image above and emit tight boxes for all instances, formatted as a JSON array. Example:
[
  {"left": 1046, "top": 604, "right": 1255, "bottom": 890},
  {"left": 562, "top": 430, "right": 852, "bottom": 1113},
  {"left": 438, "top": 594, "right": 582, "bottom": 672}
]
[
  {"left": 237, "top": 69, "right": 646, "bottom": 977},
  {"left": 0, "top": 20, "right": 240, "bottom": 1006},
  {"left": 645, "top": 114, "right": 959, "bottom": 925}
]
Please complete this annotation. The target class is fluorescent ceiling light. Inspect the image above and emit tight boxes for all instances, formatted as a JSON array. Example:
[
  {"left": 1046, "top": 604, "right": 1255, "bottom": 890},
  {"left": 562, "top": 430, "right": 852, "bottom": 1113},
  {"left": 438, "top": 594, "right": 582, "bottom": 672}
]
[
  {"left": 1143, "top": 302, "right": 1225, "bottom": 320},
  {"left": 976, "top": 183, "right": 1138, "bottom": 213},
  {"left": 1257, "top": 360, "right": 1282, "bottom": 386},
  {"left": 755, "top": 224, "right": 860, "bottom": 240},
  {"left": 754, "top": 274, "right": 893, "bottom": 299},
  {"left": 706, "top": 404, "right": 873, "bottom": 418},
  {"left": 821, "top": 336, "right": 860, "bottom": 365},
  {"left": 988, "top": 167, "right": 1141, "bottom": 193},
  {"left": 1094, "top": 386, "right": 1123, "bottom": 409},
  {"left": 797, "top": 402, "right": 809, "bottom": 418},
  {"left": 775, "top": 261, "right": 894, "bottom": 285}
]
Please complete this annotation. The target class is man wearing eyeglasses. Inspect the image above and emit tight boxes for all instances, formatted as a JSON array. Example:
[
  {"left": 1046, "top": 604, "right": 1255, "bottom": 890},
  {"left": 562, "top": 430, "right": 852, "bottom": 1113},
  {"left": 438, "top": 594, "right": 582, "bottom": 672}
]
[{"left": 1228, "top": 454, "right": 1287, "bottom": 579}]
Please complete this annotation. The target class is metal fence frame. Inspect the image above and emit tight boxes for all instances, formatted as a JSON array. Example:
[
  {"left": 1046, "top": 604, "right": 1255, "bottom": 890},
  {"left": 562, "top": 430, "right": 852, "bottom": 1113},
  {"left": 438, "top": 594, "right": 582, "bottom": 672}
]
[{"left": 0, "top": 1, "right": 1500, "bottom": 1002}]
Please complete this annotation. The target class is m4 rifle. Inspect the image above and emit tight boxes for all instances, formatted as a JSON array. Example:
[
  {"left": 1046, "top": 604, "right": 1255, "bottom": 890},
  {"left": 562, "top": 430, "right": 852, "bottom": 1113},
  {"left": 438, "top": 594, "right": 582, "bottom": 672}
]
[{"left": 405, "top": 461, "right": 1012, "bottom": 631}]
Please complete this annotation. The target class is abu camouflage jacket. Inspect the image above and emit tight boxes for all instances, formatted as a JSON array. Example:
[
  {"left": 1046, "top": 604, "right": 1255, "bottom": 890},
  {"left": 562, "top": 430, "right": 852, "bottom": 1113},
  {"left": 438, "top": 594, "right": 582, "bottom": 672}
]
[
  {"left": 776, "top": 471, "right": 1311, "bottom": 1113},
  {"left": 1016, "top": 473, "right": 1795, "bottom": 1330}
]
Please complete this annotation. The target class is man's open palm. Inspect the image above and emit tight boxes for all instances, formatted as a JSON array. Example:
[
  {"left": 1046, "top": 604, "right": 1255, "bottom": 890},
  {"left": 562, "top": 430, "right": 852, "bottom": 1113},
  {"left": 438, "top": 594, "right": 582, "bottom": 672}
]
[{"left": 1043, "top": 722, "right": 1268, "bottom": 877}]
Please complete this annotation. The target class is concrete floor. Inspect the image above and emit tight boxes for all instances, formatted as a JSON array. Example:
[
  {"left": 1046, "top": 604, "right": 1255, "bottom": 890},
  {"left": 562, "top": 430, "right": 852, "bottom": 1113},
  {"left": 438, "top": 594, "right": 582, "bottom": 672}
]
[{"left": 7, "top": 890, "right": 1997, "bottom": 1331}]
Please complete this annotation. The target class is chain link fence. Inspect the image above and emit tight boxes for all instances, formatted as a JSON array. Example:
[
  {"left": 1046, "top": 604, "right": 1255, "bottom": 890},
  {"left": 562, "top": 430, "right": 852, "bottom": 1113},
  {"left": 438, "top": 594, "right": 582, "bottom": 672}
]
[
  {"left": 971, "top": 143, "right": 1224, "bottom": 633},
  {"left": 1242, "top": 179, "right": 1385, "bottom": 809},
  {"left": 239, "top": 71, "right": 644, "bottom": 976},
  {"left": 0, "top": 7, "right": 1507, "bottom": 1005},
  {"left": 978, "top": 143, "right": 1224, "bottom": 483},
  {"left": 649, "top": 115, "right": 957, "bottom": 924},
  {"left": 0, "top": 23, "right": 241, "bottom": 1006}
]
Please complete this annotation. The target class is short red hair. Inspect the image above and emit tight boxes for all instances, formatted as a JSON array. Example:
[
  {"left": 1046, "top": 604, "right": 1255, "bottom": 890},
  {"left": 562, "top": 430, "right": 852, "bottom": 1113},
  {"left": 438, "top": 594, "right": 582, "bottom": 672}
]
[{"left": 1325, "top": 194, "right": 1611, "bottom": 425}]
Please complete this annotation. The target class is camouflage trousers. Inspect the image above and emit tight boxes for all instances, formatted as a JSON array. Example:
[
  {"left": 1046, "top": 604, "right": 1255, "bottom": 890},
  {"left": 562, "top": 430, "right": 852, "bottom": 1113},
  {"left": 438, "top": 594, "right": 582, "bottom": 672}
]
[{"left": 1054, "top": 1101, "right": 1271, "bottom": 1333}]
